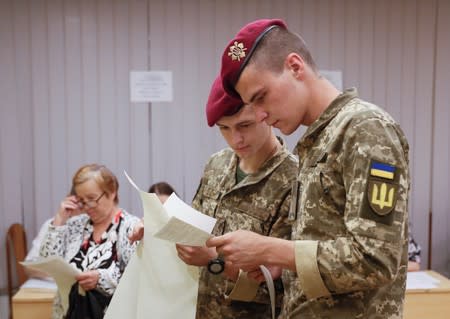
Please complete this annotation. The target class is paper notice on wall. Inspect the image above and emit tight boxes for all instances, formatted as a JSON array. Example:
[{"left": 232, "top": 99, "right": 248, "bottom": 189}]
[{"left": 130, "top": 71, "right": 173, "bottom": 102}]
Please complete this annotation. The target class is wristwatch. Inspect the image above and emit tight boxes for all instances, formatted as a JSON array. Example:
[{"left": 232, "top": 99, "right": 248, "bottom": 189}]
[{"left": 207, "top": 258, "right": 225, "bottom": 275}]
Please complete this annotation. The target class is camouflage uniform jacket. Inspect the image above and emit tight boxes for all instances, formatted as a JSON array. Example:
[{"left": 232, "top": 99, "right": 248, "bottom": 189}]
[
  {"left": 281, "top": 88, "right": 410, "bottom": 319},
  {"left": 193, "top": 137, "right": 298, "bottom": 319}
]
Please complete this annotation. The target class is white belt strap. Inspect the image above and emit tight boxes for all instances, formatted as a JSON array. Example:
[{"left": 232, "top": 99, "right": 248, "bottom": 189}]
[{"left": 260, "top": 265, "right": 276, "bottom": 319}]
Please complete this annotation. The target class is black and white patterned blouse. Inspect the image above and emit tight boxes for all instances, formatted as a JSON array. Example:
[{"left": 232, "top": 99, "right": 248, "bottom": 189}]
[
  {"left": 39, "top": 209, "right": 139, "bottom": 319},
  {"left": 408, "top": 234, "right": 421, "bottom": 263}
]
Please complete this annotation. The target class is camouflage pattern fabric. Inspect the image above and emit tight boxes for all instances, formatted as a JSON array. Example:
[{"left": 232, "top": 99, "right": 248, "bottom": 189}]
[
  {"left": 193, "top": 137, "right": 298, "bottom": 319},
  {"left": 281, "top": 88, "right": 410, "bottom": 319}
]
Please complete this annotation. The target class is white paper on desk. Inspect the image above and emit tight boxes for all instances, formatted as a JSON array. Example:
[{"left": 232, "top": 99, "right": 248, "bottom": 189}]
[
  {"left": 21, "top": 256, "right": 80, "bottom": 312},
  {"left": 154, "top": 193, "right": 216, "bottom": 246},
  {"left": 21, "top": 278, "right": 57, "bottom": 290},
  {"left": 406, "top": 271, "right": 440, "bottom": 290},
  {"left": 105, "top": 173, "right": 200, "bottom": 319}
]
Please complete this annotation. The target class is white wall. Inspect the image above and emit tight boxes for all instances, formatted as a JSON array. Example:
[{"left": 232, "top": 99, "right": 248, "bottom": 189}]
[{"left": 1, "top": 1, "right": 450, "bottom": 317}]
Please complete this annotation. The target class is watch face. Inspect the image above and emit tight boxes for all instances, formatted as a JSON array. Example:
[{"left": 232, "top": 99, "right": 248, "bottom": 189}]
[
  {"left": 208, "top": 258, "right": 225, "bottom": 274},
  {"left": 210, "top": 263, "right": 223, "bottom": 273}
]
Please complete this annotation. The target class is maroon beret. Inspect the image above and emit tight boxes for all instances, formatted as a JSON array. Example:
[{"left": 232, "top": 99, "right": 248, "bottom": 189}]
[
  {"left": 206, "top": 76, "right": 244, "bottom": 127},
  {"left": 220, "top": 19, "right": 287, "bottom": 97}
]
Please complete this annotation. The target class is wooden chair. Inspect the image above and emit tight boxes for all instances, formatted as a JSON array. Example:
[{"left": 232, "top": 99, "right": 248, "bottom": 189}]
[{"left": 6, "top": 223, "right": 28, "bottom": 319}]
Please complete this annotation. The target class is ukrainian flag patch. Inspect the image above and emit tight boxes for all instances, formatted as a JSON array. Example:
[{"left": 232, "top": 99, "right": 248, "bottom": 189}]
[{"left": 370, "top": 161, "right": 396, "bottom": 180}]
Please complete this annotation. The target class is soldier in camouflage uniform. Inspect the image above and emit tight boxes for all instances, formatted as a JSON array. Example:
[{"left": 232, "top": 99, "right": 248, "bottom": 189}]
[
  {"left": 207, "top": 19, "right": 410, "bottom": 319},
  {"left": 175, "top": 76, "right": 298, "bottom": 319}
]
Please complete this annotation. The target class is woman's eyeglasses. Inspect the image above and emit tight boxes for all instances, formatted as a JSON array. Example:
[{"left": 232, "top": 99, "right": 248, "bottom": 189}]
[{"left": 76, "top": 192, "right": 105, "bottom": 209}]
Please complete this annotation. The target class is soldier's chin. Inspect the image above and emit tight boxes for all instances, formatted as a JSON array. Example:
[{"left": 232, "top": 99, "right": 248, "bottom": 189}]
[
  {"left": 235, "top": 149, "right": 251, "bottom": 159},
  {"left": 279, "top": 123, "right": 297, "bottom": 136}
]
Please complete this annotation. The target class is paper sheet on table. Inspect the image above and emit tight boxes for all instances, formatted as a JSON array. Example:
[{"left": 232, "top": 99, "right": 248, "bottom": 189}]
[
  {"left": 21, "top": 256, "right": 80, "bottom": 312},
  {"left": 21, "top": 278, "right": 57, "bottom": 290},
  {"left": 104, "top": 172, "right": 202, "bottom": 319},
  {"left": 406, "top": 271, "right": 440, "bottom": 290}
]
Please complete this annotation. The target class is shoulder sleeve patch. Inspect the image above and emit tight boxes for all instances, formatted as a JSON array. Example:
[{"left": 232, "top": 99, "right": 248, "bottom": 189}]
[
  {"left": 360, "top": 160, "right": 399, "bottom": 225},
  {"left": 370, "top": 161, "right": 396, "bottom": 180}
]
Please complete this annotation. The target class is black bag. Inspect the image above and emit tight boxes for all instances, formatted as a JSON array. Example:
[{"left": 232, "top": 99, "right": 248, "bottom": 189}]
[{"left": 65, "top": 283, "right": 112, "bottom": 319}]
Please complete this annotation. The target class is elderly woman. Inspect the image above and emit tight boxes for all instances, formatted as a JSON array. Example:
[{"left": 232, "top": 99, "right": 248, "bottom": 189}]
[{"left": 40, "top": 164, "right": 139, "bottom": 319}]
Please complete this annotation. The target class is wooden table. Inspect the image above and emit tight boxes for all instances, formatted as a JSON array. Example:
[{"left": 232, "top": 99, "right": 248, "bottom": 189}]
[
  {"left": 404, "top": 270, "right": 450, "bottom": 319},
  {"left": 11, "top": 271, "right": 450, "bottom": 319},
  {"left": 12, "top": 287, "right": 56, "bottom": 319}
]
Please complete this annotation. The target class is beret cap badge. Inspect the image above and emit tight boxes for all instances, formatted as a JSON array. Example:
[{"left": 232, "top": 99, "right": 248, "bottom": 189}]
[
  {"left": 228, "top": 41, "right": 247, "bottom": 61},
  {"left": 220, "top": 19, "right": 287, "bottom": 97}
]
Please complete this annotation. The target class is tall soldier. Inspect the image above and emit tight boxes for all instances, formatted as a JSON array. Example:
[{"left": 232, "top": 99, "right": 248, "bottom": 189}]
[{"left": 208, "top": 19, "right": 410, "bottom": 319}]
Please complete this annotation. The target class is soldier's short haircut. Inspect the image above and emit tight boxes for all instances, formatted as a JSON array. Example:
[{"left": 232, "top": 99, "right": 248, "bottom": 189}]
[{"left": 248, "top": 27, "right": 317, "bottom": 74}]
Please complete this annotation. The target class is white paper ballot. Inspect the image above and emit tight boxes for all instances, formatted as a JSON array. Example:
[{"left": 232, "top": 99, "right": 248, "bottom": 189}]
[
  {"left": 153, "top": 193, "right": 216, "bottom": 246},
  {"left": 104, "top": 172, "right": 201, "bottom": 319},
  {"left": 124, "top": 171, "right": 216, "bottom": 246},
  {"left": 21, "top": 256, "right": 81, "bottom": 312},
  {"left": 164, "top": 193, "right": 216, "bottom": 234},
  {"left": 153, "top": 217, "right": 212, "bottom": 246}
]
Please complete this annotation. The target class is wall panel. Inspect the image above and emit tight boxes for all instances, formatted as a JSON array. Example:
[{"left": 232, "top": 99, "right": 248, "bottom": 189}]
[
  {"left": 30, "top": 0, "right": 53, "bottom": 239},
  {"left": 80, "top": 0, "right": 100, "bottom": 163},
  {"left": 412, "top": 0, "right": 436, "bottom": 269},
  {"left": 128, "top": 0, "right": 151, "bottom": 214},
  {"left": 432, "top": 0, "right": 450, "bottom": 275},
  {"left": 0, "top": 0, "right": 23, "bottom": 293},
  {"left": 47, "top": 0, "right": 69, "bottom": 214}
]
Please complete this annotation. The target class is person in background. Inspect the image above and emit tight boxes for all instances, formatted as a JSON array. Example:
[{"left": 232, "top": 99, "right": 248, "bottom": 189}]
[
  {"left": 207, "top": 19, "right": 410, "bottom": 319},
  {"left": 40, "top": 163, "right": 140, "bottom": 319},
  {"left": 408, "top": 232, "right": 421, "bottom": 272},
  {"left": 148, "top": 181, "right": 177, "bottom": 204},
  {"left": 128, "top": 181, "right": 177, "bottom": 242}
]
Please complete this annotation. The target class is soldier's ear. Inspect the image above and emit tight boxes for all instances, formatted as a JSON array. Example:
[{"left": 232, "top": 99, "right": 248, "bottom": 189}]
[{"left": 284, "top": 53, "right": 305, "bottom": 79}]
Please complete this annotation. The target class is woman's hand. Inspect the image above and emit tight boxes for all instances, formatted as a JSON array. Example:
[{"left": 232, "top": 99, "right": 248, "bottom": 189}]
[
  {"left": 76, "top": 270, "right": 100, "bottom": 291},
  {"left": 53, "top": 195, "right": 82, "bottom": 226},
  {"left": 129, "top": 219, "right": 144, "bottom": 243}
]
